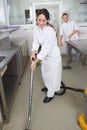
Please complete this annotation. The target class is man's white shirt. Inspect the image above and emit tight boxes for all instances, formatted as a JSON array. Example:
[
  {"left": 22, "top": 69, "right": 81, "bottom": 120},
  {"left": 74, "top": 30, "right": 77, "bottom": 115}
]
[{"left": 60, "top": 20, "right": 79, "bottom": 41}]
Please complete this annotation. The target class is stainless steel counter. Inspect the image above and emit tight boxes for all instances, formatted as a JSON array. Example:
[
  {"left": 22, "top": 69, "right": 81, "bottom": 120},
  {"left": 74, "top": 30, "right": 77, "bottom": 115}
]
[
  {"left": 0, "top": 48, "right": 18, "bottom": 70},
  {"left": 0, "top": 29, "right": 28, "bottom": 127},
  {"left": 0, "top": 47, "right": 19, "bottom": 124},
  {"left": 66, "top": 39, "right": 87, "bottom": 55},
  {"left": 65, "top": 39, "right": 87, "bottom": 68},
  {"left": 0, "top": 26, "right": 19, "bottom": 35},
  {"left": 0, "top": 30, "right": 20, "bottom": 126}
]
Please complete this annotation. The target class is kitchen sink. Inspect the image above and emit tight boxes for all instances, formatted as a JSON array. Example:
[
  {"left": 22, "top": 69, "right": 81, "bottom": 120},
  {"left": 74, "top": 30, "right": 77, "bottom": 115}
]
[{"left": 0, "top": 56, "right": 6, "bottom": 62}]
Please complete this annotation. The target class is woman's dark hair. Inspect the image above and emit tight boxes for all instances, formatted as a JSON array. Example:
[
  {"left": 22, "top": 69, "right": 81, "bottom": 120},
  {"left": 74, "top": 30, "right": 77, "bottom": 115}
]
[
  {"left": 36, "top": 8, "right": 57, "bottom": 36},
  {"left": 62, "top": 13, "right": 68, "bottom": 18},
  {"left": 36, "top": 8, "right": 50, "bottom": 20}
]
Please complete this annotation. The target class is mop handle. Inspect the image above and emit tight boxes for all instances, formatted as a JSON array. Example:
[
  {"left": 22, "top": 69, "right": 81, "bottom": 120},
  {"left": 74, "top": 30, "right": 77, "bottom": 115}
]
[{"left": 25, "top": 58, "right": 35, "bottom": 130}]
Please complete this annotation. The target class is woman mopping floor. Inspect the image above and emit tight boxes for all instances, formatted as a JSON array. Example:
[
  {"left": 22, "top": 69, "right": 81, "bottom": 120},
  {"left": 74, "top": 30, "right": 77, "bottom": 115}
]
[{"left": 30, "top": 8, "right": 62, "bottom": 103}]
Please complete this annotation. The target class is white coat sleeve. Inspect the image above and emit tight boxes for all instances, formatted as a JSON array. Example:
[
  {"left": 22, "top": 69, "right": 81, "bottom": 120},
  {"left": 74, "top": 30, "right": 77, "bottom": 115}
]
[
  {"left": 72, "top": 21, "right": 78, "bottom": 30},
  {"left": 37, "top": 29, "right": 56, "bottom": 60},
  {"left": 32, "top": 28, "right": 39, "bottom": 52}
]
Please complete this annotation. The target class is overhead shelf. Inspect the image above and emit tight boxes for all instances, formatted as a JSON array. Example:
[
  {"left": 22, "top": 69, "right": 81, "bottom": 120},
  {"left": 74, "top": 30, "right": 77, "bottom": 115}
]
[{"left": 80, "top": 0, "right": 87, "bottom": 4}]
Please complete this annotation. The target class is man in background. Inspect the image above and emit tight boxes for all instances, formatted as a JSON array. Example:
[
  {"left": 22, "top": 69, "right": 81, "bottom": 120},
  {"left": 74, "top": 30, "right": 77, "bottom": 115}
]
[{"left": 59, "top": 13, "right": 80, "bottom": 64}]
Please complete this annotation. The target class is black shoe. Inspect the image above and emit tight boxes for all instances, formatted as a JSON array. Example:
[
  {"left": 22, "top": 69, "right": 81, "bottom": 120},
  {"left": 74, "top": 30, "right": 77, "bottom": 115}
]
[
  {"left": 41, "top": 87, "right": 48, "bottom": 92},
  {"left": 43, "top": 96, "right": 54, "bottom": 103}
]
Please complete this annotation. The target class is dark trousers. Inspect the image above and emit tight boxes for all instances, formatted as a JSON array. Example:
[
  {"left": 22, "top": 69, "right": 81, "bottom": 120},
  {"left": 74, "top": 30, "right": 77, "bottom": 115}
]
[{"left": 67, "top": 44, "right": 80, "bottom": 64}]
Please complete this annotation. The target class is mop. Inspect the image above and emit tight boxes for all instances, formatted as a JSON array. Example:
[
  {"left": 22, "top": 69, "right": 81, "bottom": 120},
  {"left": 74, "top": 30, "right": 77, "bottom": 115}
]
[{"left": 24, "top": 55, "right": 69, "bottom": 130}]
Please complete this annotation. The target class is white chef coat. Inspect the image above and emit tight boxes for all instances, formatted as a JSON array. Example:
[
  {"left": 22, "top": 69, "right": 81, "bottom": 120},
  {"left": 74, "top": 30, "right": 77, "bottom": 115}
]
[
  {"left": 60, "top": 20, "right": 79, "bottom": 41},
  {"left": 32, "top": 25, "right": 62, "bottom": 97}
]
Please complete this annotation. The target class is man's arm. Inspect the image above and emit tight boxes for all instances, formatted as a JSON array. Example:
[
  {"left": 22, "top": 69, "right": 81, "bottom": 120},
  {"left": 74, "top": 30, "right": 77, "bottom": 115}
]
[
  {"left": 59, "top": 25, "right": 64, "bottom": 46},
  {"left": 59, "top": 35, "right": 63, "bottom": 46},
  {"left": 68, "top": 30, "right": 79, "bottom": 39}
]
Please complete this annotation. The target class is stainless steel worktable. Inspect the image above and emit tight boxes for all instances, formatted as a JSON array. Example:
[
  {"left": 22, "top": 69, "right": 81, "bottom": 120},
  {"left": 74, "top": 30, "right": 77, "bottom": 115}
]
[
  {"left": 0, "top": 28, "right": 28, "bottom": 127},
  {"left": 0, "top": 48, "right": 18, "bottom": 70},
  {"left": 66, "top": 39, "right": 87, "bottom": 54},
  {"left": 0, "top": 48, "right": 19, "bottom": 124},
  {"left": 64, "top": 39, "right": 87, "bottom": 69}
]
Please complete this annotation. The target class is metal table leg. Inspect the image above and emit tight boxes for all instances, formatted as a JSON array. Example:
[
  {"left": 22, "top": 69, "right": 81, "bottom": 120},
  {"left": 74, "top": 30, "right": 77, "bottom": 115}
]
[
  {"left": 0, "top": 106, "right": 3, "bottom": 130},
  {"left": 0, "top": 77, "right": 9, "bottom": 123},
  {"left": 63, "top": 44, "right": 72, "bottom": 69}
]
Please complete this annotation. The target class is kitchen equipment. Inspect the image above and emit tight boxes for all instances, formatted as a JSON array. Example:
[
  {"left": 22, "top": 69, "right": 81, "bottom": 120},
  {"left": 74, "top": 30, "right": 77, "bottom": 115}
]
[{"left": 10, "top": 38, "right": 28, "bottom": 78}]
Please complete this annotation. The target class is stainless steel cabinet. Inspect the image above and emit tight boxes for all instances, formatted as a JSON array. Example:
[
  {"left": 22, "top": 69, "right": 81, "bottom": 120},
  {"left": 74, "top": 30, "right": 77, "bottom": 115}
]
[
  {"left": 11, "top": 38, "right": 29, "bottom": 78},
  {"left": 0, "top": 33, "right": 28, "bottom": 128}
]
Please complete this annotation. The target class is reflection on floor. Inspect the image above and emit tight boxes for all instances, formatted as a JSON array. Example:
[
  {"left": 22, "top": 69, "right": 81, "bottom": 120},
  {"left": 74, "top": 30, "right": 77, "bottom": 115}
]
[{"left": 2, "top": 55, "right": 87, "bottom": 130}]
